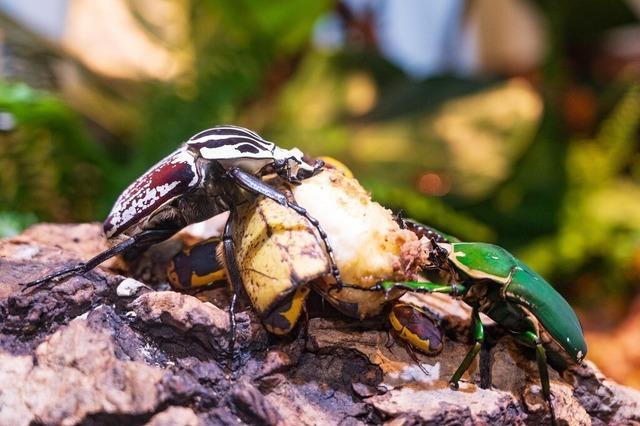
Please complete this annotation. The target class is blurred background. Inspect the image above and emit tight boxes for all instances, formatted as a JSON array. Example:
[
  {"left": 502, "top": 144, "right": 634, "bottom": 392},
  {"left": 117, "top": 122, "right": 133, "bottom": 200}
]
[{"left": 0, "top": 0, "right": 639, "bottom": 385}]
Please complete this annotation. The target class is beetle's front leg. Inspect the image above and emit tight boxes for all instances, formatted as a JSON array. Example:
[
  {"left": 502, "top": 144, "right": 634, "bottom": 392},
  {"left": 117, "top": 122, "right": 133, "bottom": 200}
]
[
  {"left": 227, "top": 167, "right": 343, "bottom": 290},
  {"left": 23, "top": 228, "right": 175, "bottom": 292},
  {"left": 373, "top": 280, "right": 467, "bottom": 297}
]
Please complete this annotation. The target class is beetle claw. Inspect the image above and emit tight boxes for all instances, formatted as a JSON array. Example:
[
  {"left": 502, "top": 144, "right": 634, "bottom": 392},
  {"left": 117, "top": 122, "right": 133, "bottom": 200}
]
[
  {"left": 22, "top": 263, "right": 84, "bottom": 293},
  {"left": 22, "top": 278, "right": 55, "bottom": 294},
  {"left": 22, "top": 279, "right": 47, "bottom": 293}
]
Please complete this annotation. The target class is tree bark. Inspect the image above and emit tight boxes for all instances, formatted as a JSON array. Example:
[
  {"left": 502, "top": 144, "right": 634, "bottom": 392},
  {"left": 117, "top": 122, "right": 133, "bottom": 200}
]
[{"left": 0, "top": 223, "right": 638, "bottom": 425}]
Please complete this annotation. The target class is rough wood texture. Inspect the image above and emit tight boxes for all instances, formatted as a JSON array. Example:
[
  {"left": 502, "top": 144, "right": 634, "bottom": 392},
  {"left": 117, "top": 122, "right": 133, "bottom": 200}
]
[{"left": 1, "top": 224, "right": 639, "bottom": 425}]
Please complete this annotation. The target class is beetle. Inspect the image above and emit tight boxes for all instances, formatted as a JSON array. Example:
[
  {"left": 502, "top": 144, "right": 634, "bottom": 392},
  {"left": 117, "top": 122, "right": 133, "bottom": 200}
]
[
  {"left": 368, "top": 218, "right": 587, "bottom": 413},
  {"left": 23, "top": 125, "right": 344, "bottom": 356},
  {"left": 166, "top": 236, "right": 445, "bottom": 357},
  {"left": 165, "top": 166, "right": 445, "bottom": 356}
]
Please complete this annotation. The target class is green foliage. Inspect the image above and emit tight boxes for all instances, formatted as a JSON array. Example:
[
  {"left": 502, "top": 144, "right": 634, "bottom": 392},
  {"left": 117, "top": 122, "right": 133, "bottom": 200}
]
[
  {"left": 0, "top": 81, "right": 108, "bottom": 221},
  {"left": 519, "top": 85, "right": 640, "bottom": 308},
  {"left": 0, "top": 211, "right": 37, "bottom": 238},
  {"left": 117, "top": 0, "right": 332, "bottom": 207},
  {"left": 365, "top": 182, "right": 494, "bottom": 242}
]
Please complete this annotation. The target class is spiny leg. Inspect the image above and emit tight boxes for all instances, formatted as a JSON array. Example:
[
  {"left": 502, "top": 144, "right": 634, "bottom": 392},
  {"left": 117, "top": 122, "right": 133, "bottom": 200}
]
[
  {"left": 479, "top": 340, "right": 492, "bottom": 389},
  {"left": 373, "top": 280, "right": 467, "bottom": 296},
  {"left": 450, "top": 306, "right": 484, "bottom": 389},
  {"left": 285, "top": 202, "right": 342, "bottom": 289},
  {"left": 222, "top": 213, "right": 243, "bottom": 373},
  {"left": 400, "top": 338, "right": 433, "bottom": 379},
  {"left": 23, "top": 228, "right": 175, "bottom": 293},
  {"left": 228, "top": 167, "right": 343, "bottom": 289},
  {"left": 516, "top": 330, "right": 555, "bottom": 419}
]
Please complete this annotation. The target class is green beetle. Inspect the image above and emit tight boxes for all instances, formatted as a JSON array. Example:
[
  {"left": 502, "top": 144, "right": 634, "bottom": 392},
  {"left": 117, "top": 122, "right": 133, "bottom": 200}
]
[{"left": 372, "top": 219, "right": 587, "bottom": 410}]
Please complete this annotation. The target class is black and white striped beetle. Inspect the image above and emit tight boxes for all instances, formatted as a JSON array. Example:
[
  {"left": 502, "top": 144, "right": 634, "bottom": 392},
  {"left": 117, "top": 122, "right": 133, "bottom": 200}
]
[{"left": 24, "top": 125, "right": 343, "bottom": 356}]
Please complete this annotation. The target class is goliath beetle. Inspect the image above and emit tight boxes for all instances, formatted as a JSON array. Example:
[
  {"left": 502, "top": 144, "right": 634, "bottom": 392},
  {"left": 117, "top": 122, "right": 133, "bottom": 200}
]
[
  {"left": 166, "top": 166, "right": 445, "bottom": 356},
  {"left": 365, "top": 218, "right": 587, "bottom": 413},
  {"left": 23, "top": 125, "right": 344, "bottom": 355}
]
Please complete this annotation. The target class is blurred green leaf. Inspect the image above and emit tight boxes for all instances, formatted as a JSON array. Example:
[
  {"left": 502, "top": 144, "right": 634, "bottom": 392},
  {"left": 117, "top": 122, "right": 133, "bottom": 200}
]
[
  {"left": 0, "top": 211, "right": 37, "bottom": 238},
  {"left": 0, "top": 80, "right": 108, "bottom": 221}
]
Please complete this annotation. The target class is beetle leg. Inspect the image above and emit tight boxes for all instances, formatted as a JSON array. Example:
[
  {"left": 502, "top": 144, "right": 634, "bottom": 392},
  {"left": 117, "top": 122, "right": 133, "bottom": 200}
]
[
  {"left": 22, "top": 228, "right": 175, "bottom": 293},
  {"left": 167, "top": 237, "right": 226, "bottom": 290},
  {"left": 395, "top": 216, "right": 460, "bottom": 245},
  {"left": 384, "top": 329, "right": 396, "bottom": 350},
  {"left": 372, "top": 280, "right": 467, "bottom": 297},
  {"left": 516, "top": 330, "right": 555, "bottom": 418},
  {"left": 450, "top": 307, "right": 484, "bottom": 390},
  {"left": 222, "top": 213, "right": 243, "bottom": 370},
  {"left": 301, "top": 298, "right": 310, "bottom": 348},
  {"left": 405, "top": 340, "right": 437, "bottom": 379},
  {"left": 227, "top": 167, "right": 343, "bottom": 290}
]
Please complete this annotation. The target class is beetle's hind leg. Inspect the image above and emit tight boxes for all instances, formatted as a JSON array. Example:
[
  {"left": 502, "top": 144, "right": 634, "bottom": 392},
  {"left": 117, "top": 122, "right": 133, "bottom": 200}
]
[
  {"left": 165, "top": 232, "right": 241, "bottom": 373},
  {"left": 515, "top": 330, "right": 556, "bottom": 421},
  {"left": 450, "top": 306, "right": 484, "bottom": 389},
  {"left": 221, "top": 213, "right": 244, "bottom": 373}
]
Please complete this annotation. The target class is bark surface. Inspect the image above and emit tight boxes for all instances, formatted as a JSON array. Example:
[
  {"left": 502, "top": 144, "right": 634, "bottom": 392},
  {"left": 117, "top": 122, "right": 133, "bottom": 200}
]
[{"left": 0, "top": 223, "right": 638, "bottom": 425}]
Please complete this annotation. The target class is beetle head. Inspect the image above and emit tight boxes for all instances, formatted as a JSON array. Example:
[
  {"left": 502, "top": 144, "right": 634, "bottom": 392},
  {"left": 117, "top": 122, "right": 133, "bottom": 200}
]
[
  {"left": 428, "top": 240, "right": 450, "bottom": 268},
  {"left": 271, "top": 147, "right": 323, "bottom": 183},
  {"left": 103, "top": 148, "right": 201, "bottom": 238},
  {"left": 187, "top": 125, "right": 320, "bottom": 181}
]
